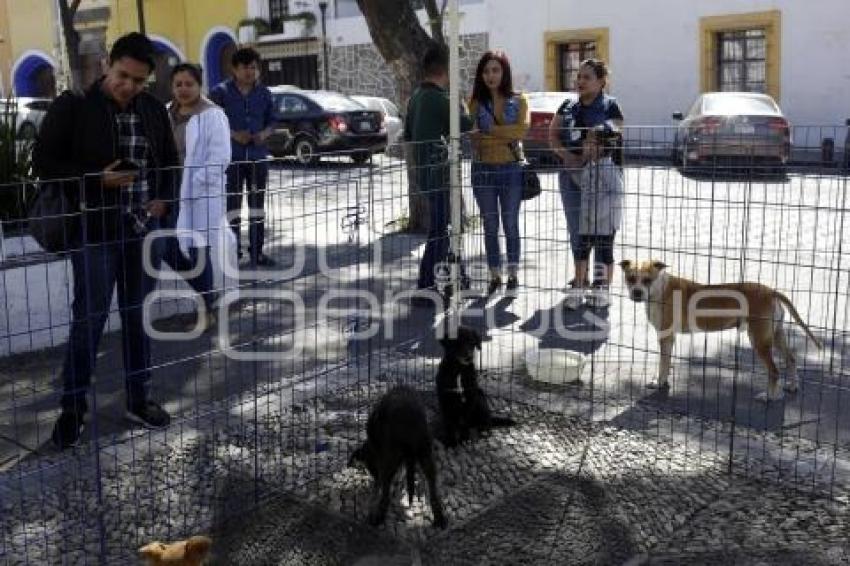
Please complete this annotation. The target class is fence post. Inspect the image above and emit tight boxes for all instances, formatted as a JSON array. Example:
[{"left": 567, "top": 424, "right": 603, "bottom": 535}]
[{"left": 447, "top": 0, "right": 462, "bottom": 316}]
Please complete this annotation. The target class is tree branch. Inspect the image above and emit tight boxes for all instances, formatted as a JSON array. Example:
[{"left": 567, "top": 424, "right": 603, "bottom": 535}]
[
  {"left": 57, "top": 0, "right": 83, "bottom": 90},
  {"left": 422, "top": 0, "right": 445, "bottom": 45}
]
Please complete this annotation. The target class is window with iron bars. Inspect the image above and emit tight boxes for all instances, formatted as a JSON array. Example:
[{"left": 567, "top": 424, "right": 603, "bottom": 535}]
[
  {"left": 557, "top": 41, "right": 596, "bottom": 92},
  {"left": 269, "top": 0, "right": 289, "bottom": 32},
  {"left": 716, "top": 29, "right": 767, "bottom": 93}
]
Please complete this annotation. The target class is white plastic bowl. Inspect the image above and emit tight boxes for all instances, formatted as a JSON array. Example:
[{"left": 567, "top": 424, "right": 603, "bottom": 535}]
[{"left": 525, "top": 348, "right": 586, "bottom": 385}]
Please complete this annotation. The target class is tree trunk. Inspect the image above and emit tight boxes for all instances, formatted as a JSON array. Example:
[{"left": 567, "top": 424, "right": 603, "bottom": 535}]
[
  {"left": 58, "top": 0, "right": 84, "bottom": 91},
  {"left": 356, "top": 0, "right": 443, "bottom": 234}
]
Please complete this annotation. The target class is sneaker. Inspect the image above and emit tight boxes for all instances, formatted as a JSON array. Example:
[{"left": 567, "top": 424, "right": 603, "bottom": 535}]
[
  {"left": 126, "top": 401, "right": 171, "bottom": 429},
  {"left": 587, "top": 281, "right": 611, "bottom": 309},
  {"left": 506, "top": 275, "right": 519, "bottom": 291},
  {"left": 563, "top": 279, "right": 587, "bottom": 310},
  {"left": 51, "top": 411, "right": 85, "bottom": 449},
  {"left": 487, "top": 276, "right": 503, "bottom": 296}
]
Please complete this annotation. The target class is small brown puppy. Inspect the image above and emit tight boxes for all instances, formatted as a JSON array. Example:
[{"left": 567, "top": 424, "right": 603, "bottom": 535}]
[
  {"left": 139, "top": 535, "right": 212, "bottom": 565},
  {"left": 620, "top": 260, "right": 822, "bottom": 401}
]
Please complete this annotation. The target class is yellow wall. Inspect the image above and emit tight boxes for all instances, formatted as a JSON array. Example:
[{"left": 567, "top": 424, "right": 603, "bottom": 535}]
[
  {"left": 109, "top": 0, "right": 245, "bottom": 62},
  {"left": 2, "top": 0, "right": 58, "bottom": 93},
  {"left": 0, "top": 0, "right": 12, "bottom": 95}
]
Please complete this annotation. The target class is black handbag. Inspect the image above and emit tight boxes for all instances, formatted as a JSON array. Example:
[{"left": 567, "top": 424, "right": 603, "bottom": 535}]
[
  {"left": 509, "top": 142, "right": 542, "bottom": 201},
  {"left": 27, "top": 182, "right": 81, "bottom": 254},
  {"left": 483, "top": 102, "right": 541, "bottom": 201}
]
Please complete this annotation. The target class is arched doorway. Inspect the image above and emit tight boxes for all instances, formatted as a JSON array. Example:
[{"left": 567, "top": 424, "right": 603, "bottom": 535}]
[
  {"left": 202, "top": 29, "right": 237, "bottom": 90},
  {"left": 149, "top": 37, "right": 185, "bottom": 102},
  {"left": 12, "top": 52, "right": 57, "bottom": 98}
]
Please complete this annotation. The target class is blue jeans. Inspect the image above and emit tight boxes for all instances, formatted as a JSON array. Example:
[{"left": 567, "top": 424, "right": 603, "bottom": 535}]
[
  {"left": 558, "top": 170, "right": 582, "bottom": 259},
  {"left": 226, "top": 160, "right": 269, "bottom": 259},
  {"left": 418, "top": 187, "right": 450, "bottom": 289},
  {"left": 61, "top": 225, "right": 158, "bottom": 413},
  {"left": 471, "top": 162, "right": 523, "bottom": 269}
]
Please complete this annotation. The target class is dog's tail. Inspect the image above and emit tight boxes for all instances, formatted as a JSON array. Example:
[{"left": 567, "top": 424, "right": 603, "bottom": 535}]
[
  {"left": 775, "top": 291, "right": 823, "bottom": 349},
  {"left": 405, "top": 459, "right": 416, "bottom": 506}
]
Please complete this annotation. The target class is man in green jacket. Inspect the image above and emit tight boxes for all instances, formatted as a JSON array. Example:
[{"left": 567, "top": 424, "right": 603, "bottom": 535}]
[{"left": 403, "top": 45, "right": 473, "bottom": 294}]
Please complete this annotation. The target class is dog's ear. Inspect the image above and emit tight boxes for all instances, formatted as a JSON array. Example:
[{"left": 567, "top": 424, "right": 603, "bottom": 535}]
[
  {"left": 618, "top": 260, "right": 632, "bottom": 271},
  {"left": 652, "top": 261, "right": 667, "bottom": 271}
]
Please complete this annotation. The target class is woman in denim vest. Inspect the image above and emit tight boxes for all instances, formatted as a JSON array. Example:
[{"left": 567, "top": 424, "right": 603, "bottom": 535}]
[
  {"left": 548, "top": 59, "right": 624, "bottom": 309},
  {"left": 469, "top": 50, "right": 530, "bottom": 295}
]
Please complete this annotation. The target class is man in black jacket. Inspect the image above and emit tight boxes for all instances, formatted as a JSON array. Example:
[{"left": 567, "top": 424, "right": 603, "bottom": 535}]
[{"left": 32, "top": 33, "right": 180, "bottom": 449}]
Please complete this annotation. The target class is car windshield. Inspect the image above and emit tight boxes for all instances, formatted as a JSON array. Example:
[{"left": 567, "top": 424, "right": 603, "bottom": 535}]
[
  {"left": 353, "top": 97, "right": 383, "bottom": 112},
  {"left": 527, "top": 92, "right": 575, "bottom": 113},
  {"left": 702, "top": 95, "right": 780, "bottom": 116},
  {"left": 309, "top": 93, "right": 364, "bottom": 111}
]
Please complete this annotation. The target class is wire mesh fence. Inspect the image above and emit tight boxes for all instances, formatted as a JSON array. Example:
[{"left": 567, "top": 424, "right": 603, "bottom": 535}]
[{"left": 0, "top": 128, "right": 848, "bottom": 562}]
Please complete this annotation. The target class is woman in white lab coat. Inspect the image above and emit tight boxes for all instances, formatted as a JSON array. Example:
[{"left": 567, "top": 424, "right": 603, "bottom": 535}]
[{"left": 163, "top": 63, "right": 236, "bottom": 330}]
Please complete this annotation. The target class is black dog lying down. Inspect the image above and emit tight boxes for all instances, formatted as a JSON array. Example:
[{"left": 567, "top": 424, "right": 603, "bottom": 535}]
[
  {"left": 436, "top": 325, "right": 515, "bottom": 447},
  {"left": 348, "top": 386, "right": 447, "bottom": 529}
]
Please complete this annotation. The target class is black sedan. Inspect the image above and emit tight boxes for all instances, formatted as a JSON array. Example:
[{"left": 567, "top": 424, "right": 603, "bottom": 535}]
[{"left": 267, "top": 88, "right": 388, "bottom": 165}]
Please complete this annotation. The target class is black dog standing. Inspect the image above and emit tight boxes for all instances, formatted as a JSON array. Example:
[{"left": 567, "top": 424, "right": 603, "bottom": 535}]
[
  {"left": 348, "top": 386, "right": 447, "bottom": 529},
  {"left": 436, "top": 326, "right": 515, "bottom": 447}
]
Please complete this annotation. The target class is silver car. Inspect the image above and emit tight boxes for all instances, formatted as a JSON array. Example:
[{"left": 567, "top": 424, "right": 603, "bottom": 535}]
[
  {"left": 351, "top": 95, "right": 404, "bottom": 157},
  {"left": 0, "top": 97, "right": 52, "bottom": 140},
  {"left": 673, "top": 92, "right": 791, "bottom": 170}
]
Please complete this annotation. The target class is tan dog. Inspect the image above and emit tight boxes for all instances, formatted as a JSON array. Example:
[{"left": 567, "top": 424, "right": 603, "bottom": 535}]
[
  {"left": 619, "top": 260, "right": 822, "bottom": 401},
  {"left": 139, "top": 535, "right": 212, "bottom": 565}
]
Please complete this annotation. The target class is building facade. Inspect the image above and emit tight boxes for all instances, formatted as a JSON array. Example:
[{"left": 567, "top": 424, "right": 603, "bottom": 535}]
[
  {"left": 0, "top": 0, "right": 63, "bottom": 98},
  {"left": 313, "top": 0, "right": 850, "bottom": 127},
  {"left": 0, "top": 0, "right": 246, "bottom": 100},
  {"left": 1, "top": 0, "right": 847, "bottom": 128}
]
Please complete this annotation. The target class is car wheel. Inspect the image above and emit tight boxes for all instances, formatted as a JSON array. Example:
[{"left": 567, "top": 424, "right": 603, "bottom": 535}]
[
  {"left": 294, "top": 136, "right": 319, "bottom": 166},
  {"left": 18, "top": 122, "right": 37, "bottom": 141},
  {"left": 351, "top": 151, "right": 371, "bottom": 164}
]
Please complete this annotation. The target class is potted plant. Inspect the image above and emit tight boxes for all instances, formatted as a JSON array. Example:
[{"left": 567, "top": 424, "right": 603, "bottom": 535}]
[
  {"left": 284, "top": 11, "right": 317, "bottom": 36},
  {"left": 237, "top": 17, "right": 271, "bottom": 43}
]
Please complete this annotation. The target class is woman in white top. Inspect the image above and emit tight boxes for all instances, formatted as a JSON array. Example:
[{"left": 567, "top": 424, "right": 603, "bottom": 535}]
[{"left": 162, "top": 63, "right": 235, "bottom": 329}]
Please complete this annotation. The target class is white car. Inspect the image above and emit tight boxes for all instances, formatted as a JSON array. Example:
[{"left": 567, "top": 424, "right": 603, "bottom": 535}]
[
  {"left": 0, "top": 97, "right": 52, "bottom": 140},
  {"left": 351, "top": 95, "right": 404, "bottom": 156}
]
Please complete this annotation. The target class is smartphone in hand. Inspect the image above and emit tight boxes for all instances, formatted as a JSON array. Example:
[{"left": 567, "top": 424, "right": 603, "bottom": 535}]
[{"left": 113, "top": 159, "right": 141, "bottom": 172}]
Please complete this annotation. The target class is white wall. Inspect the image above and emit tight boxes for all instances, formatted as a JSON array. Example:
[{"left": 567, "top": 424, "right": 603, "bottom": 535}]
[
  {"left": 280, "top": 0, "right": 850, "bottom": 127},
  {"left": 326, "top": 1, "right": 490, "bottom": 48},
  {"left": 486, "top": 0, "right": 850, "bottom": 127}
]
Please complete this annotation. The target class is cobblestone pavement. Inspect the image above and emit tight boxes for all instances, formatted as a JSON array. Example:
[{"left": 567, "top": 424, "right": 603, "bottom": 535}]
[{"left": 4, "top": 355, "right": 850, "bottom": 564}]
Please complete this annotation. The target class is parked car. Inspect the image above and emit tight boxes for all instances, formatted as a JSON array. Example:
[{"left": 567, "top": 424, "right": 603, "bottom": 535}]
[
  {"left": 267, "top": 88, "right": 387, "bottom": 165},
  {"left": 351, "top": 95, "right": 404, "bottom": 155},
  {"left": 0, "top": 97, "right": 52, "bottom": 140},
  {"left": 522, "top": 91, "right": 576, "bottom": 167},
  {"left": 672, "top": 92, "right": 791, "bottom": 170}
]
